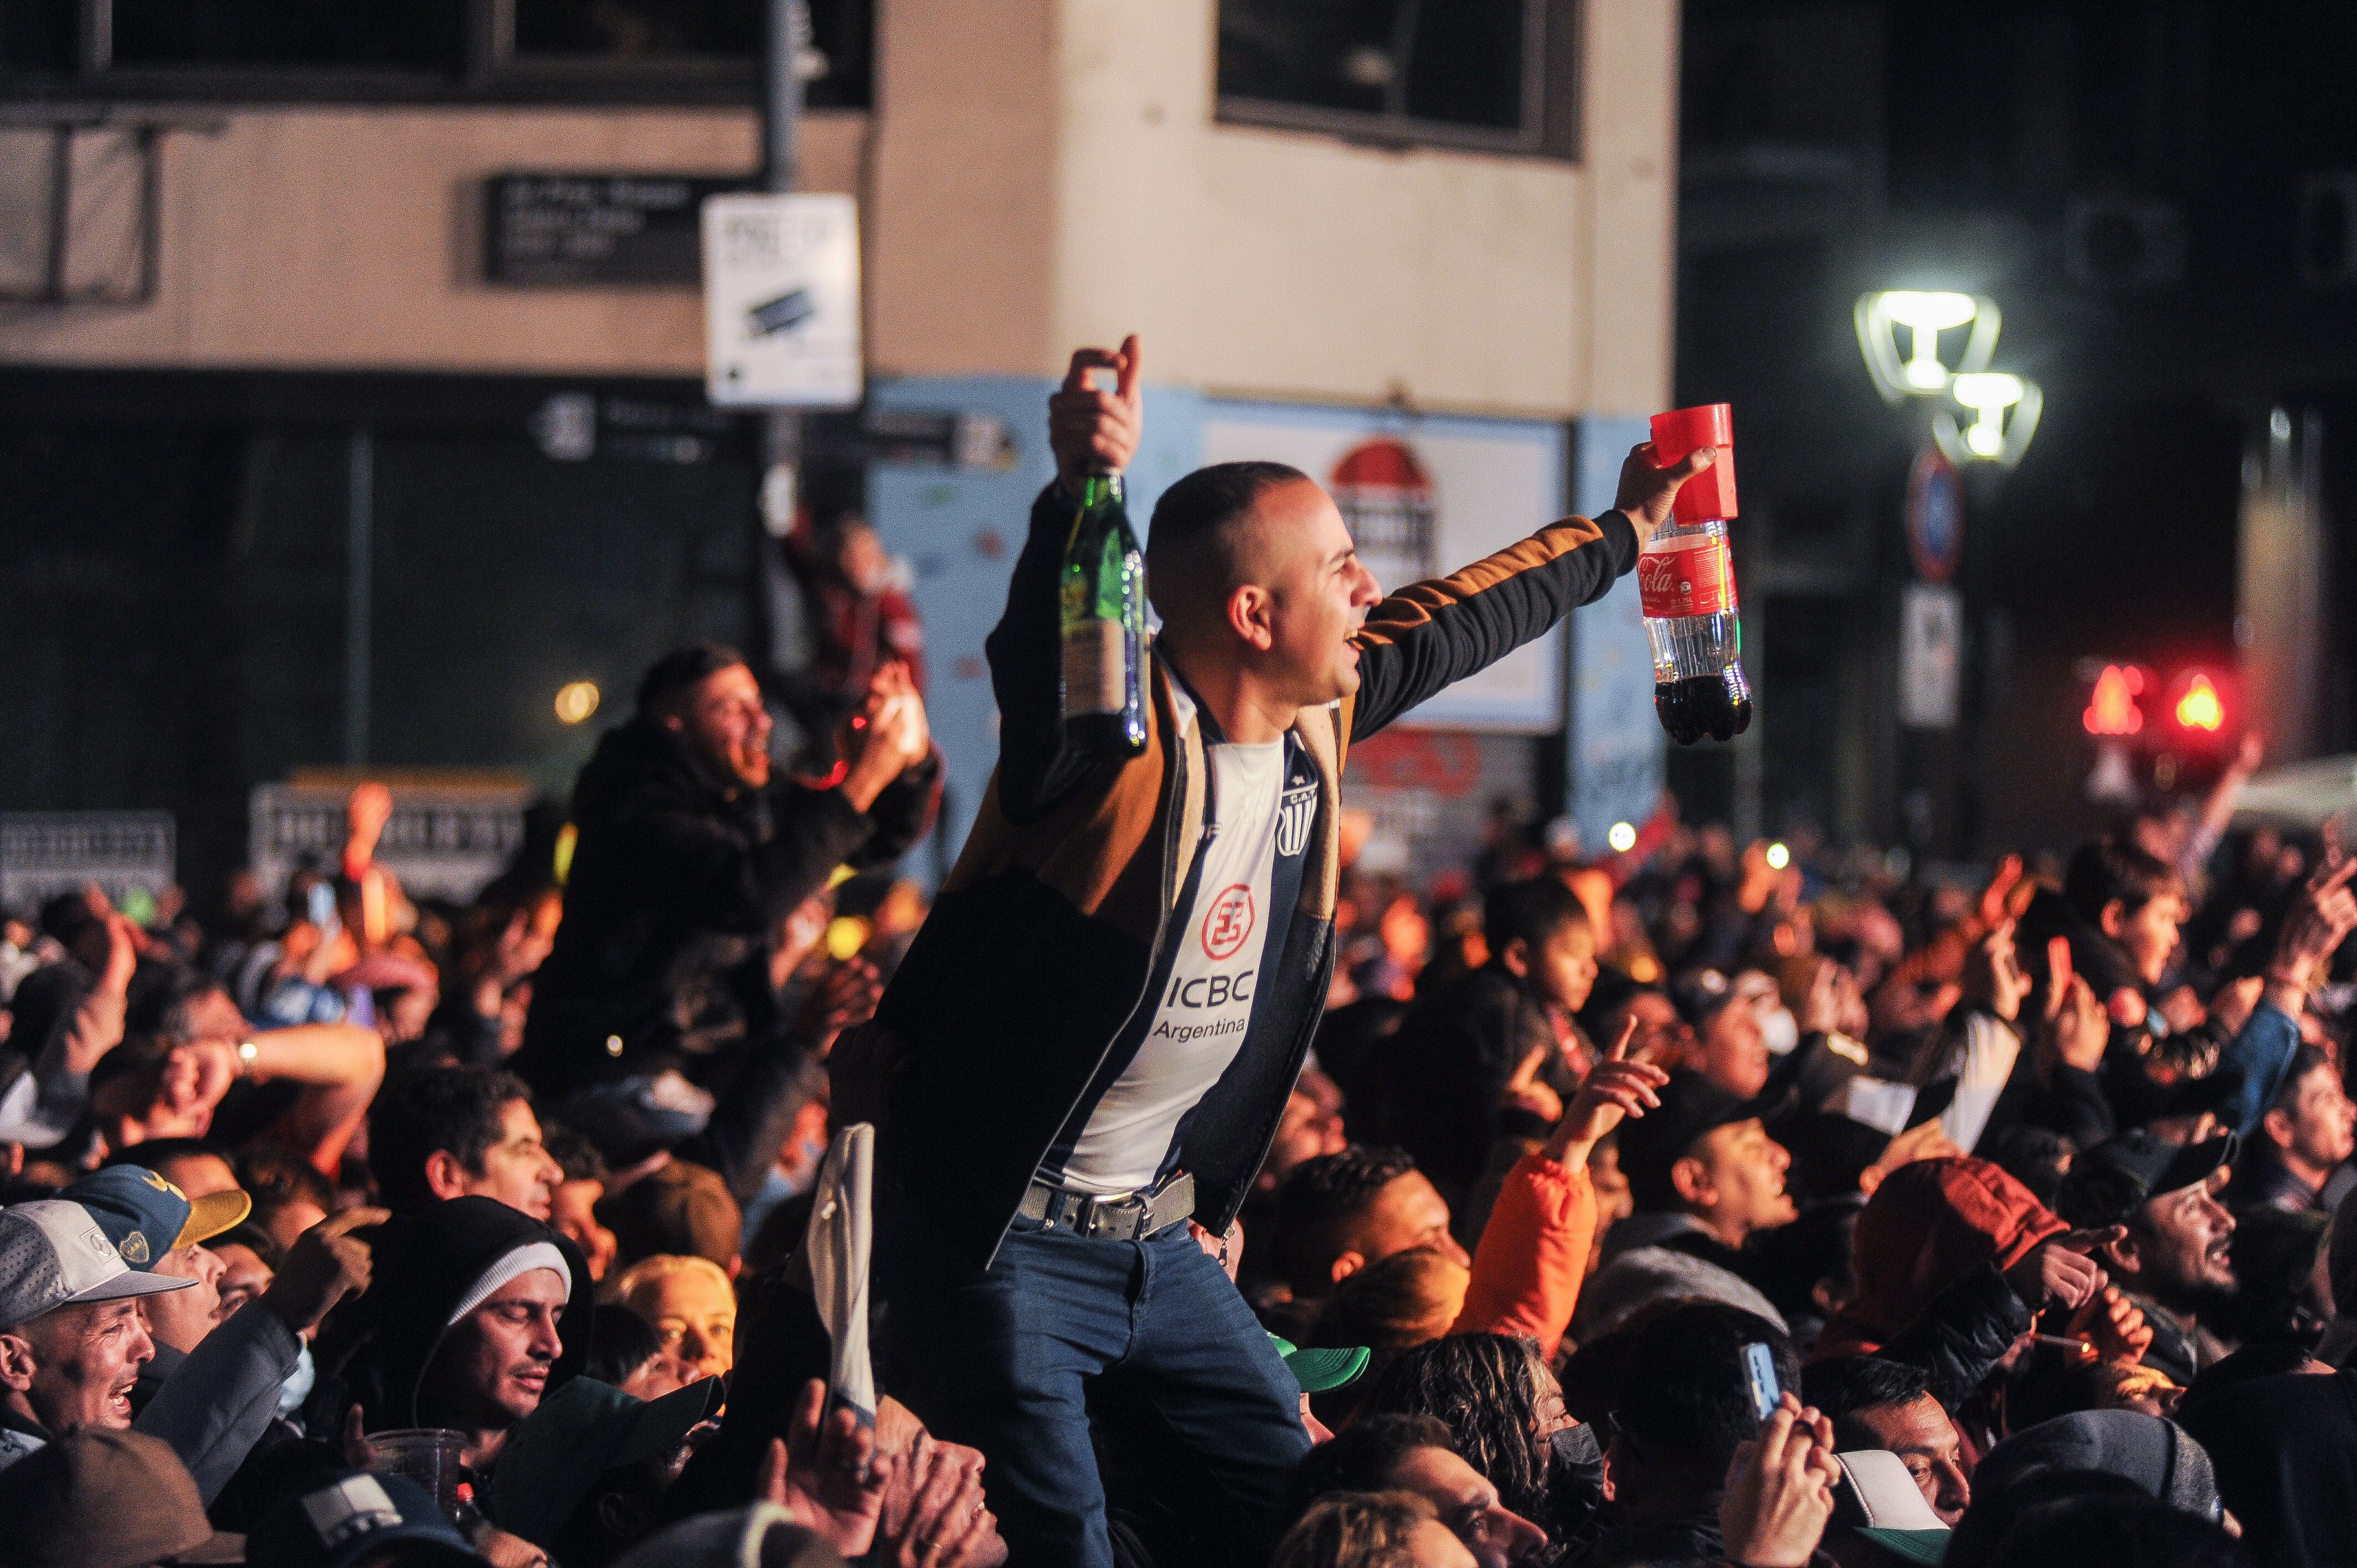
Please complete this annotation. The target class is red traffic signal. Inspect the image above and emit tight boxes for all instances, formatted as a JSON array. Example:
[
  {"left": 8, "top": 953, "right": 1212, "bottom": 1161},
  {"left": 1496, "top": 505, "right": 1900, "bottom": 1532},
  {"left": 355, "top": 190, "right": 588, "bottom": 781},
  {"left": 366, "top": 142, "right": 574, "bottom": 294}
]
[
  {"left": 2083, "top": 664, "right": 2147, "bottom": 736},
  {"left": 2173, "top": 671, "right": 2225, "bottom": 734}
]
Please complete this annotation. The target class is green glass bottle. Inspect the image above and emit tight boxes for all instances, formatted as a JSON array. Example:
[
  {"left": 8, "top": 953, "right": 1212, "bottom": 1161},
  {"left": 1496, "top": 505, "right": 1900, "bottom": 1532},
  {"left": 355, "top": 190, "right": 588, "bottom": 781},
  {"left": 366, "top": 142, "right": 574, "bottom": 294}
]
[{"left": 1059, "top": 471, "right": 1149, "bottom": 757}]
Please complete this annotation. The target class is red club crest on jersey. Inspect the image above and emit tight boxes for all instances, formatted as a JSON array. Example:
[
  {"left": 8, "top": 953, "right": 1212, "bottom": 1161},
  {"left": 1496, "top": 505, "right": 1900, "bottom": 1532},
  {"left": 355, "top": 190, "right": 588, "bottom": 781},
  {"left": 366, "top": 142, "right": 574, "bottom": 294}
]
[{"left": 1202, "top": 884, "right": 1255, "bottom": 960}]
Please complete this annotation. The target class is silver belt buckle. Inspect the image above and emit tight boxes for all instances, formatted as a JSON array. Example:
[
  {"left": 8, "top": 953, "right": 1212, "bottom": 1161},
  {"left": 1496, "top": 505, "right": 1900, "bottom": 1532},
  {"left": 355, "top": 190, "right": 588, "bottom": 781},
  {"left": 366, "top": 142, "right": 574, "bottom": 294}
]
[{"left": 1088, "top": 1192, "right": 1146, "bottom": 1239}]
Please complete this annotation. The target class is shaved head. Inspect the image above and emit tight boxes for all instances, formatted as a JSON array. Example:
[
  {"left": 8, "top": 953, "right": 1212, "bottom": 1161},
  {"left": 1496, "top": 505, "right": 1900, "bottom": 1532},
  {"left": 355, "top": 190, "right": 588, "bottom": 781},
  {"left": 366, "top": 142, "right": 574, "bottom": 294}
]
[
  {"left": 1145, "top": 462, "right": 1311, "bottom": 632},
  {"left": 1143, "top": 458, "right": 1382, "bottom": 728}
]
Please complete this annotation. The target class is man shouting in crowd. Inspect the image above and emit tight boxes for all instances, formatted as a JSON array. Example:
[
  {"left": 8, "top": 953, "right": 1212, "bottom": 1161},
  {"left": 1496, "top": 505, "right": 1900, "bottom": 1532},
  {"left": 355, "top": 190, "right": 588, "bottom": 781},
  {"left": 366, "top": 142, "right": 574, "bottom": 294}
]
[{"left": 848, "top": 336, "right": 1711, "bottom": 1568}]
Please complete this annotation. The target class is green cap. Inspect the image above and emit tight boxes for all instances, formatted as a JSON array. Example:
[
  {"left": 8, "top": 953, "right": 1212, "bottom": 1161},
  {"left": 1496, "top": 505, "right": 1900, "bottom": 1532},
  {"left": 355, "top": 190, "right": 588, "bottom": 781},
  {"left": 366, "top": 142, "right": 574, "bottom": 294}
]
[
  {"left": 1854, "top": 1528, "right": 1949, "bottom": 1566},
  {"left": 491, "top": 1376, "right": 722, "bottom": 1549},
  {"left": 1268, "top": 1334, "right": 1371, "bottom": 1395}
]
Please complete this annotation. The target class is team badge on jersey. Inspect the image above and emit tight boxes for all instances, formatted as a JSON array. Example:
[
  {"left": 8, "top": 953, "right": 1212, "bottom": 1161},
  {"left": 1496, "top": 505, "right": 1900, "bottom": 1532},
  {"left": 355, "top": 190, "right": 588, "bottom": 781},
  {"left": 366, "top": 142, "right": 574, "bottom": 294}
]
[{"left": 1276, "top": 782, "right": 1317, "bottom": 858}]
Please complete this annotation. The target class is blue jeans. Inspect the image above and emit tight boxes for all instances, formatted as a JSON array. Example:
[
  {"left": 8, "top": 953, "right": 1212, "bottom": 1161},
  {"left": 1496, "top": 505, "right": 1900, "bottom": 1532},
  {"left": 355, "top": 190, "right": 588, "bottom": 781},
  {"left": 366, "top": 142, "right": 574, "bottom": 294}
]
[{"left": 887, "top": 1215, "right": 1310, "bottom": 1568}]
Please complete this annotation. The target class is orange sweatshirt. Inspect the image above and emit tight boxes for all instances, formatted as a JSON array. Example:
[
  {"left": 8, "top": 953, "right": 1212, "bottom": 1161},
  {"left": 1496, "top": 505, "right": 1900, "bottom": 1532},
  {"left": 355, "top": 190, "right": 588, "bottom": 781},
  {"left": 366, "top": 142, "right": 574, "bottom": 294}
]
[{"left": 1451, "top": 1149, "right": 1597, "bottom": 1359}]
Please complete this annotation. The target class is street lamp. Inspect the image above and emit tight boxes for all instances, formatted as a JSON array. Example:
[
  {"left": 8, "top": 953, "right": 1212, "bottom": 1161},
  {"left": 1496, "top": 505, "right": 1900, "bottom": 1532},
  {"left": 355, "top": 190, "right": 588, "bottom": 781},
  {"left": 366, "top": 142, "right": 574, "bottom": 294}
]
[
  {"left": 1937, "top": 372, "right": 2042, "bottom": 469},
  {"left": 1854, "top": 288, "right": 2042, "bottom": 865},
  {"left": 1854, "top": 291, "right": 2001, "bottom": 403}
]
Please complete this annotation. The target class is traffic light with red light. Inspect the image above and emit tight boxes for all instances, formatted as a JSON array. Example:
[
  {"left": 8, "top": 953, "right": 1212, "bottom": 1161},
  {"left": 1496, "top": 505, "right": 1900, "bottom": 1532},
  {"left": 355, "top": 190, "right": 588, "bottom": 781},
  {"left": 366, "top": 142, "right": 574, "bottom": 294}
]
[
  {"left": 2080, "top": 661, "right": 2236, "bottom": 802},
  {"left": 2083, "top": 664, "right": 2147, "bottom": 736},
  {"left": 2173, "top": 671, "right": 2225, "bottom": 735}
]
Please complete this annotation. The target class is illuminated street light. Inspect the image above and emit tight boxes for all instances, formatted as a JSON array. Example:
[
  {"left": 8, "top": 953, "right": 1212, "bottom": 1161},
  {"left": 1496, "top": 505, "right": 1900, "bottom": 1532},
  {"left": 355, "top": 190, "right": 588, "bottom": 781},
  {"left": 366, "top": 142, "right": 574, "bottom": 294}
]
[
  {"left": 1890, "top": 293, "right": 1975, "bottom": 389},
  {"left": 1953, "top": 373, "right": 2021, "bottom": 456},
  {"left": 1936, "top": 373, "right": 2042, "bottom": 468},
  {"left": 554, "top": 680, "right": 601, "bottom": 724},
  {"left": 1854, "top": 291, "right": 2001, "bottom": 403}
]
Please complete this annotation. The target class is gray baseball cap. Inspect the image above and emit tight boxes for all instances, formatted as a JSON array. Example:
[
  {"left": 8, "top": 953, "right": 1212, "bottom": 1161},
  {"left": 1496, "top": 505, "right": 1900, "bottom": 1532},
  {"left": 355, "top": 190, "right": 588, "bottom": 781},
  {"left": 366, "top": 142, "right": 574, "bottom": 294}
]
[{"left": 0, "top": 1199, "right": 195, "bottom": 1330}]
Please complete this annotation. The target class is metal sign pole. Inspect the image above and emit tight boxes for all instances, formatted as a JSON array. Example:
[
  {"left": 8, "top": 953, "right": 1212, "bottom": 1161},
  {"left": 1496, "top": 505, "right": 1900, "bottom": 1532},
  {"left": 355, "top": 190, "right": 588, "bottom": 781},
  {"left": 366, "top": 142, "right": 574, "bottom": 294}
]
[{"left": 761, "top": 0, "right": 808, "bottom": 521}]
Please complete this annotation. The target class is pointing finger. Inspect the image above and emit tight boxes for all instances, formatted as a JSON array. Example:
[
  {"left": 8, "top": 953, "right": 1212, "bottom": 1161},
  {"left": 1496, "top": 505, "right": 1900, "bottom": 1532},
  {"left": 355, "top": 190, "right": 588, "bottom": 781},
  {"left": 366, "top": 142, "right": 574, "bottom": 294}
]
[
  {"left": 2058, "top": 1225, "right": 2129, "bottom": 1254},
  {"left": 1608, "top": 1015, "right": 1638, "bottom": 1062},
  {"left": 318, "top": 1206, "right": 390, "bottom": 1239}
]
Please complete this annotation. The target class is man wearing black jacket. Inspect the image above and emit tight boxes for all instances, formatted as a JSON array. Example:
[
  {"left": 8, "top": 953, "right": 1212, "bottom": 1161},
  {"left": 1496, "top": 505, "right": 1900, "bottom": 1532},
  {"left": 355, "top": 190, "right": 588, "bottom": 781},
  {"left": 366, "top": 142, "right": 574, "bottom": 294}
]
[
  {"left": 852, "top": 335, "right": 1707, "bottom": 1568},
  {"left": 517, "top": 643, "right": 937, "bottom": 1102}
]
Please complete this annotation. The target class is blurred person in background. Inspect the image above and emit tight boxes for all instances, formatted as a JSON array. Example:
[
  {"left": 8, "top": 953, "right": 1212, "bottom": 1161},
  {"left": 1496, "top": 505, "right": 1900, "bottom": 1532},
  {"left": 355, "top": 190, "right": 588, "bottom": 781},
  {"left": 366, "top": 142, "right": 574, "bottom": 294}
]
[
  {"left": 518, "top": 642, "right": 937, "bottom": 1102},
  {"left": 774, "top": 501, "right": 928, "bottom": 776}
]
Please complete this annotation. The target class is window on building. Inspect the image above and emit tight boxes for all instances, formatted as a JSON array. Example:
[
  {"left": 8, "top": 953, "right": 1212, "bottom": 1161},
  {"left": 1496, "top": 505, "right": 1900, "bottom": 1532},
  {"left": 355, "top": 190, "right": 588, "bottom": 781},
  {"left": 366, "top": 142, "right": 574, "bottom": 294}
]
[
  {"left": 0, "top": 2, "right": 75, "bottom": 71},
  {"left": 109, "top": 1, "right": 467, "bottom": 71},
  {"left": 515, "top": 0, "right": 763, "bottom": 60},
  {"left": 511, "top": 0, "right": 873, "bottom": 110},
  {"left": 1216, "top": 0, "right": 1579, "bottom": 158},
  {"left": 0, "top": 0, "right": 873, "bottom": 107}
]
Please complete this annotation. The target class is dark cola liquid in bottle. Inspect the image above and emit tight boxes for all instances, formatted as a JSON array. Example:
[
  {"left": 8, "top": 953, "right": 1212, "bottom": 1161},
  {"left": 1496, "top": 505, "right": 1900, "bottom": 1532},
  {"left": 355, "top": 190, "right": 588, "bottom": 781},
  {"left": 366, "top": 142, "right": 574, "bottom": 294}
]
[
  {"left": 1642, "top": 404, "right": 1753, "bottom": 744},
  {"left": 1059, "top": 471, "right": 1149, "bottom": 757},
  {"left": 1641, "top": 517, "right": 1753, "bottom": 743}
]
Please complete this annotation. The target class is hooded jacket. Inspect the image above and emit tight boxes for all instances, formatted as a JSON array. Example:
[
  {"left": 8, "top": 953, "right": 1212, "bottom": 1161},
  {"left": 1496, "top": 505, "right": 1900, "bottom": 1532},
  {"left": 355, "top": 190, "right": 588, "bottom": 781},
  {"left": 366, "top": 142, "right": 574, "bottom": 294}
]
[
  {"left": 336, "top": 1198, "right": 592, "bottom": 1432},
  {"left": 519, "top": 715, "right": 940, "bottom": 1095},
  {"left": 1812, "top": 1157, "right": 2050, "bottom": 1410},
  {"left": 1822, "top": 1157, "right": 2063, "bottom": 1350},
  {"left": 864, "top": 482, "right": 1638, "bottom": 1270}
]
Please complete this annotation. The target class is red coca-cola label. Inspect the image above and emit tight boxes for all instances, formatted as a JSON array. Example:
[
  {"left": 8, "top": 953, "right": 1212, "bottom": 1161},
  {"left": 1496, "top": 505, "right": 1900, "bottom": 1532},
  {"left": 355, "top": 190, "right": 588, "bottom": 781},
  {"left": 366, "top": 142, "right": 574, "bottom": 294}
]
[{"left": 1637, "top": 538, "right": 1736, "bottom": 618}]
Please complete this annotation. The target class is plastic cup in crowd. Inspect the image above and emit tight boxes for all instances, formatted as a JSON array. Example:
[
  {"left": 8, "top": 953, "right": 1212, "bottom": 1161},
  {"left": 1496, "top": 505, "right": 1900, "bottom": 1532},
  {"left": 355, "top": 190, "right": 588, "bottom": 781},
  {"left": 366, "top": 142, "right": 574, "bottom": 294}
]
[{"left": 365, "top": 1427, "right": 470, "bottom": 1519}]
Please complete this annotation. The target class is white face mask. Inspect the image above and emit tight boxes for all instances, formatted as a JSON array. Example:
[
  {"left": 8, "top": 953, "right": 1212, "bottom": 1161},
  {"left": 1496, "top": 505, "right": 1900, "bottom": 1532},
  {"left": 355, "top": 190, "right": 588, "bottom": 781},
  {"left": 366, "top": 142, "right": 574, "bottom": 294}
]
[
  {"left": 1761, "top": 1007, "right": 1801, "bottom": 1056},
  {"left": 277, "top": 1340, "right": 316, "bottom": 1421}
]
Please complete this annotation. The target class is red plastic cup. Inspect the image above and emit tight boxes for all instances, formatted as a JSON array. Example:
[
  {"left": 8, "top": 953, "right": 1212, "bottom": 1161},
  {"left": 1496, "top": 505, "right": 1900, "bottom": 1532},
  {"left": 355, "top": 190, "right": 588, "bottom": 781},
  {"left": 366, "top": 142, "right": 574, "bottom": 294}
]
[{"left": 1649, "top": 403, "right": 1738, "bottom": 523}]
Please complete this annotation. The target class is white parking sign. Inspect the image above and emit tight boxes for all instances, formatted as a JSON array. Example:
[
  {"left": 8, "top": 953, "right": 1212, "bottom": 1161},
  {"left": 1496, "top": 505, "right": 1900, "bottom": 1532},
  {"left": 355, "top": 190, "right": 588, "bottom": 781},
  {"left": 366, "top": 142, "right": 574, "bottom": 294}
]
[{"left": 702, "top": 192, "right": 863, "bottom": 409}]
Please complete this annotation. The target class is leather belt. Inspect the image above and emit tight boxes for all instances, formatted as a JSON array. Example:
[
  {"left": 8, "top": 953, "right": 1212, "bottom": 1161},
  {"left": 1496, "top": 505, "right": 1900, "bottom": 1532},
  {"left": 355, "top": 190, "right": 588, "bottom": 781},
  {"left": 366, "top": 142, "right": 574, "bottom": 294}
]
[{"left": 1019, "top": 1172, "right": 1196, "bottom": 1241}]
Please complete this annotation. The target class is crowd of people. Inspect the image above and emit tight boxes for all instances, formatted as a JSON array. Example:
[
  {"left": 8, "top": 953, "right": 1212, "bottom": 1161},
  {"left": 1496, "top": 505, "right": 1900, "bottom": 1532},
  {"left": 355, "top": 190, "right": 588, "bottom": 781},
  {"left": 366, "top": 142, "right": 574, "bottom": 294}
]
[{"left": 3, "top": 343, "right": 2355, "bottom": 1568}]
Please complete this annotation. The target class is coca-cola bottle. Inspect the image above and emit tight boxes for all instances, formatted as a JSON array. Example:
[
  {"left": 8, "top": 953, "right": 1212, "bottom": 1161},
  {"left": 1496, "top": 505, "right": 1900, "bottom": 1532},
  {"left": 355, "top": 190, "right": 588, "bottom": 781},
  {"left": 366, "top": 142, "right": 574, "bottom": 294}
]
[
  {"left": 1641, "top": 403, "right": 1752, "bottom": 745},
  {"left": 1059, "top": 470, "right": 1149, "bottom": 757}
]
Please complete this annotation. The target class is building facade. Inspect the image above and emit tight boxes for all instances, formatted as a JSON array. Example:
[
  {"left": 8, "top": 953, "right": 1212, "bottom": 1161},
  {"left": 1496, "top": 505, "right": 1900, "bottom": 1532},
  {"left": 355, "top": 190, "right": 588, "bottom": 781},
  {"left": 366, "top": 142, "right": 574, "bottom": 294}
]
[{"left": 1, "top": 0, "right": 1682, "bottom": 901}]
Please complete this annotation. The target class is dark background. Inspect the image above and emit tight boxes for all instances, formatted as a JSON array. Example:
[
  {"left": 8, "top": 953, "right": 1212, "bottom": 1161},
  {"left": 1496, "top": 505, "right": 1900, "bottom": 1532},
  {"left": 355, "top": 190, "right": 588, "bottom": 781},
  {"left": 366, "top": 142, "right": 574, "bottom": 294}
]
[{"left": 1672, "top": 0, "right": 2357, "bottom": 857}]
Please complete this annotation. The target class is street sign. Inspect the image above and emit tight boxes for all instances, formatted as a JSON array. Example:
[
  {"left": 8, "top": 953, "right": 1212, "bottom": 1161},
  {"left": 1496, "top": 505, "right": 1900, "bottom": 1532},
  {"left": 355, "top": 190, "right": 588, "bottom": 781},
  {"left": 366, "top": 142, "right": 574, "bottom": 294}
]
[
  {"left": 1899, "top": 583, "right": 1963, "bottom": 729},
  {"left": 527, "top": 391, "right": 740, "bottom": 464},
  {"left": 1906, "top": 447, "right": 1963, "bottom": 582},
  {"left": 250, "top": 781, "right": 531, "bottom": 905},
  {"left": 0, "top": 812, "right": 175, "bottom": 913},
  {"left": 702, "top": 193, "right": 863, "bottom": 409},
  {"left": 486, "top": 172, "right": 740, "bottom": 286}
]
